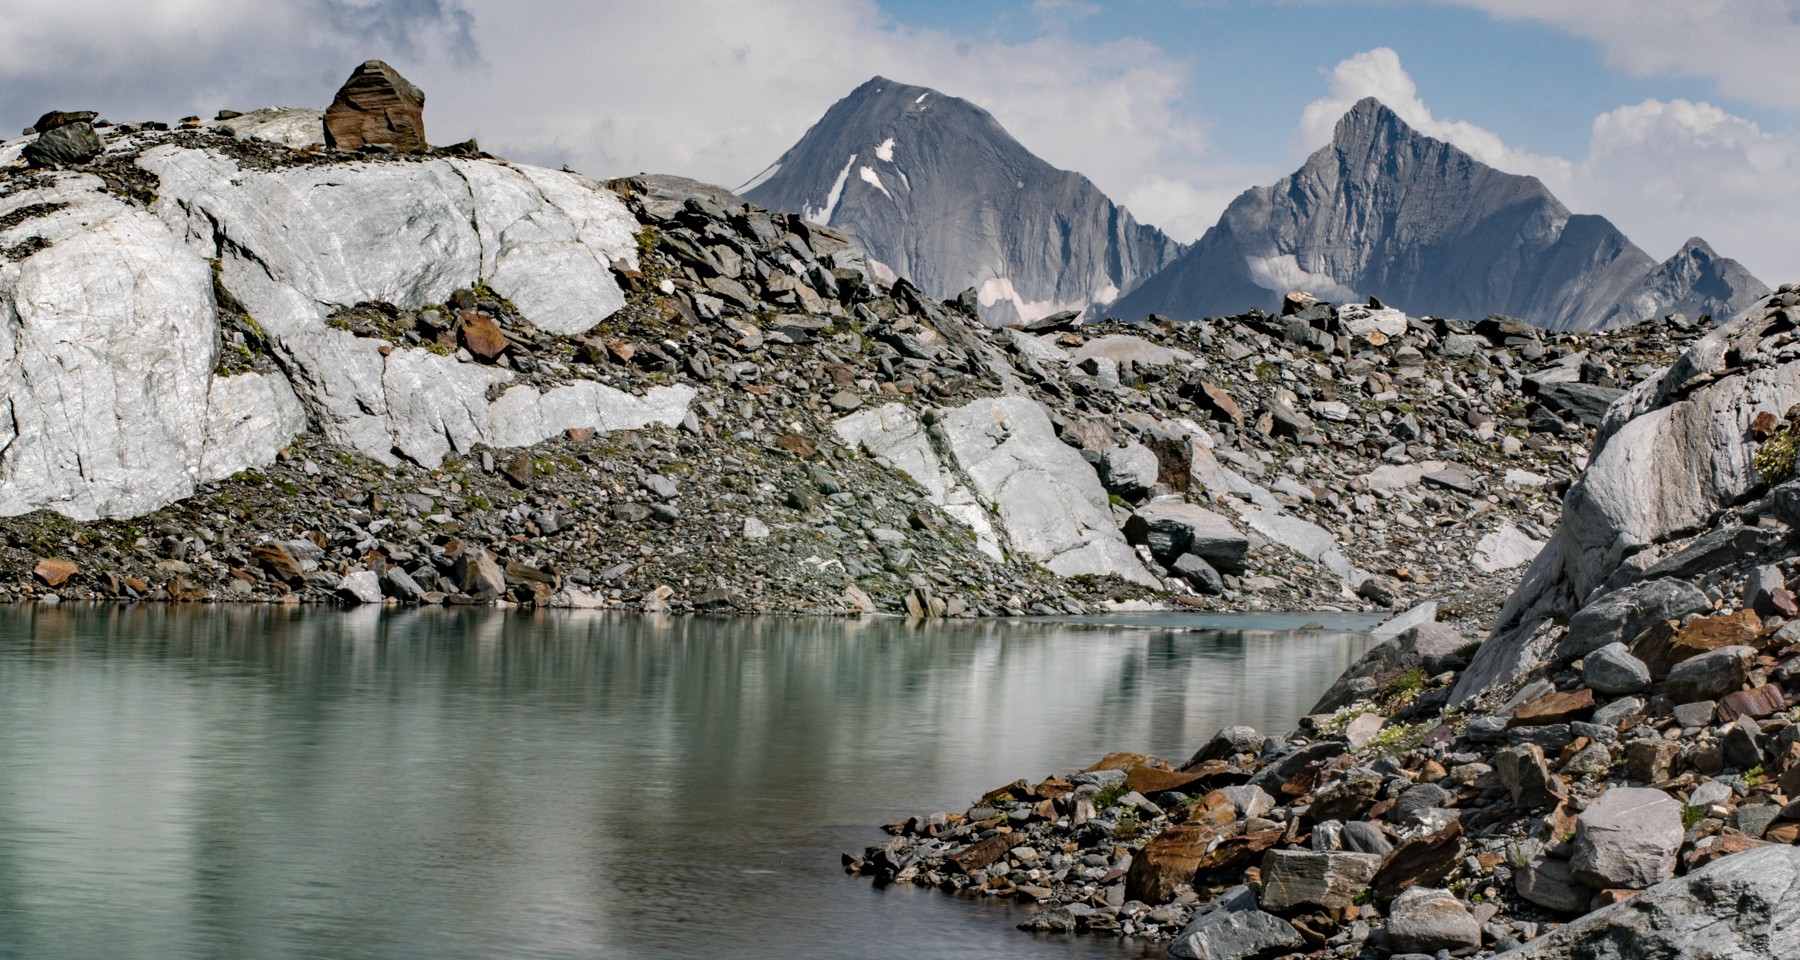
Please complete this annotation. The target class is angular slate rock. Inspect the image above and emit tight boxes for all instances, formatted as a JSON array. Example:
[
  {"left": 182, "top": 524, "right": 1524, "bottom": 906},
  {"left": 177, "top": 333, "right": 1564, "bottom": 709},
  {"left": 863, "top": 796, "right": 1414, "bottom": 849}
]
[
  {"left": 1258, "top": 849, "right": 1382, "bottom": 912},
  {"left": 1493, "top": 846, "right": 1800, "bottom": 959},
  {"left": 1169, "top": 885, "right": 1303, "bottom": 960},
  {"left": 1571, "top": 787, "right": 1683, "bottom": 889},
  {"left": 1386, "top": 887, "right": 1481, "bottom": 953},
  {"left": 1665, "top": 645, "right": 1755, "bottom": 703}
]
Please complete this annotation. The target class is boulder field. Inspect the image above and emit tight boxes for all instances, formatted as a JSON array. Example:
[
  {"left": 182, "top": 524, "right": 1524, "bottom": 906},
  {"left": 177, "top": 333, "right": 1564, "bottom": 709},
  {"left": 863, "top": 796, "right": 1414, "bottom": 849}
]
[
  {"left": 853, "top": 291, "right": 1800, "bottom": 955},
  {"left": 0, "top": 88, "right": 1694, "bottom": 617}
]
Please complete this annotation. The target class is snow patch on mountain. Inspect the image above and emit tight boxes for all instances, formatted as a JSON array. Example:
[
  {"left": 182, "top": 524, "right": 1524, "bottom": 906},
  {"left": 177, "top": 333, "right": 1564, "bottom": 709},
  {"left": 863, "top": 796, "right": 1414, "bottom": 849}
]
[
  {"left": 859, "top": 165, "right": 894, "bottom": 201},
  {"left": 804, "top": 155, "right": 857, "bottom": 226}
]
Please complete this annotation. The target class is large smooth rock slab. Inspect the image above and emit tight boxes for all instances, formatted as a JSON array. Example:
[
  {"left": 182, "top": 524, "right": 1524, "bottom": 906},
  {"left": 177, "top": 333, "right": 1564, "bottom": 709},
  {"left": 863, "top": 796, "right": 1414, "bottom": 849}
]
[
  {"left": 142, "top": 145, "right": 645, "bottom": 466},
  {"left": 212, "top": 106, "right": 327, "bottom": 149},
  {"left": 0, "top": 173, "right": 305, "bottom": 519},
  {"left": 1493, "top": 846, "right": 1800, "bottom": 959},
  {"left": 1459, "top": 300, "right": 1800, "bottom": 704},
  {"left": 1473, "top": 522, "right": 1545, "bottom": 573},
  {"left": 935, "top": 396, "right": 1157, "bottom": 585},
  {"left": 1571, "top": 787, "right": 1683, "bottom": 889},
  {"left": 833, "top": 403, "right": 1004, "bottom": 561},
  {"left": 1229, "top": 500, "right": 1358, "bottom": 581},
  {"left": 1169, "top": 885, "right": 1303, "bottom": 960},
  {"left": 1067, "top": 334, "right": 1194, "bottom": 367}
]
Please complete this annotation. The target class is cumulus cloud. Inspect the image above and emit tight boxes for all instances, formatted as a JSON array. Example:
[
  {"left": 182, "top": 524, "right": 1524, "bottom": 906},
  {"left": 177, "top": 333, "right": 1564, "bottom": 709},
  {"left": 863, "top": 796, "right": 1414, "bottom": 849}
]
[
  {"left": 1577, "top": 99, "right": 1800, "bottom": 282},
  {"left": 1441, "top": 0, "right": 1800, "bottom": 110},
  {"left": 1297, "top": 47, "right": 1800, "bottom": 284},
  {"left": 0, "top": 0, "right": 1226, "bottom": 242}
]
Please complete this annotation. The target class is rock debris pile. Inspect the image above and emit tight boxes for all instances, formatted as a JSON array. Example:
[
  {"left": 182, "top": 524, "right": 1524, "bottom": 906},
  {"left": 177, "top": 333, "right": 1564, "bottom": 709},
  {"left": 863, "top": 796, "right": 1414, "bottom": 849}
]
[
  {"left": 854, "top": 290, "right": 1800, "bottom": 957},
  {"left": 0, "top": 74, "right": 1723, "bottom": 620}
]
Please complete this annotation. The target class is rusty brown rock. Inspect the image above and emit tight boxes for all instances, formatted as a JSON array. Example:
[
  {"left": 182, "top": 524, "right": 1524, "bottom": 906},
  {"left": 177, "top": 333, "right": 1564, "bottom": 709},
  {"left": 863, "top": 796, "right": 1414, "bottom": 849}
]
[
  {"left": 32, "top": 557, "right": 79, "bottom": 587},
  {"left": 1718, "top": 684, "right": 1787, "bottom": 722},
  {"left": 1508, "top": 688, "right": 1595, "bottom": 728},
  {"left": 947, "top": 833, "right": 1013, "bottom": 875},
  {"left": 1668, "top": 610, "right": 1766, "bottom": 664},
  {"left": 1196, "top": 381, "right": 1244, "bottom": 428},
  {"left": 1084, "top": 752, "right": 1161, "bottom": 773},
  {"left": 1126, "top": 764, "right": 1217, "bottom": 796},
  {"left": 323, "top": 59, "right": 427, "bottom": 152},
  {"left": 1124, "top": 790, "right": 1237, "bottom": 903},
  {"left": 774, "top": 433, "right": 818, "bottom": 459},
  {"left": 460, "top": 313, "right": 509, "bottom": 361},
  {"left": 1371, "top": 821, "right": 1465, "bottom": 901},
  {"left": 250, "top": 542, "right": 304, "bottom": 584}
]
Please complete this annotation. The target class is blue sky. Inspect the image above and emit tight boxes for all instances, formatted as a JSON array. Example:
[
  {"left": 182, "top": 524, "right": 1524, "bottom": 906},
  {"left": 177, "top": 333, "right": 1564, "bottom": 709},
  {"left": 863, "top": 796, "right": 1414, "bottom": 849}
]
[
  {"left": 877, "top": 0, "right": 1779, "bottom": 160},
  {"left": 4, "top": 0, "right": 1800, "bottom": 280}
]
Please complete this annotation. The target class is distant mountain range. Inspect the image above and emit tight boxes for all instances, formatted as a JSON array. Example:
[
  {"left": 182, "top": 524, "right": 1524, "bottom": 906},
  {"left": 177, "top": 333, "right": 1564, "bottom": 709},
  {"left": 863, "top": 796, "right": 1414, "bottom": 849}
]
[
  {"left": 1111, "top": 97, "right": 1768, "bottom": 331},
  {"left": 740, "top": 77, "right": 1182, "bottom": 327},
  {"left": 747, "top": 83, "right": 1767, "bottom": 331}
]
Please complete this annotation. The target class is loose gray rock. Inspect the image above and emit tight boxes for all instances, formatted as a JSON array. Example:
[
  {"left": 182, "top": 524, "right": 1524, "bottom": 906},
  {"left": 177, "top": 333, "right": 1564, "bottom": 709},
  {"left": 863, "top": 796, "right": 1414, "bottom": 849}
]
[
  {"left": 338, "top": 569, "right": 383, "bottom": 603},
  {"left": 1516, "top": 854, "right": 1588, "bottom": 913},
  {"left": 1560, "top": 578, "right": 1712, "bottom": 661},
  {"left": 1099, "top": 442, "right": 1159, "bottom": 501},
  {"left": 22, "top": 120, "right": 103, "bottom": 167},
  {"left": 1385, "top": 887, "right": 1480, "bottom": 954},
  {"left": 1570, "top": 787, "right": 1683, "bottom": 889},
  {"left": 1125, "top": 498, "right": 1250, "bottom": 571},
  {"left": 1493, "top": 846, "right": 1800, "bottom": 959},
  {"left": 1311, "top": 621, "right": 1466, "bottom": 713},
  {"left": 1187, "top": 725, "right": 1266, "bottom": 767},
  {"left": 1665, "top": 645, "right": 1755, "bottom": 704},
  {"left": 1169, "top": 885, "right": 1303, "bottom": 960},
  {"left": 1582, "top": 642, "right": 1651, "bottom": 695},
  {"left": 1171, "top": 553, "right": 1225, "bottom": 594}
]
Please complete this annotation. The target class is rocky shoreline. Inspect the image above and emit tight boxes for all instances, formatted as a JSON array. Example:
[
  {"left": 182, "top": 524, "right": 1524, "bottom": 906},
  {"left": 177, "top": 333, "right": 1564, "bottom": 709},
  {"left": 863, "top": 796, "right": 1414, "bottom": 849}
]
[{"left": 851, "top": 290, "right": 1800, "bottom": 958}]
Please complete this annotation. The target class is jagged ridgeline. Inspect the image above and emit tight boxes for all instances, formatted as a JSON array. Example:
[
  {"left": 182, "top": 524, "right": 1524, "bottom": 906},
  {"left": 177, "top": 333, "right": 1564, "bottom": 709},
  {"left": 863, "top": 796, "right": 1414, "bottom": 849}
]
[
  {"left": 1111, "top": 98, "right": 1768, "bottom": 331},
  {"left": 748, "top": 80, "right": 1765, "bottom": 333}
]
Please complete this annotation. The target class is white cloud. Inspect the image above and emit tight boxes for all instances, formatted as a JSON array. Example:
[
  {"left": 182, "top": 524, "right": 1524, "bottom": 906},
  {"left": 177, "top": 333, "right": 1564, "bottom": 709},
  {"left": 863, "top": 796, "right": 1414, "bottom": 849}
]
[
  {"left": 1441, "top": 0, "right": 1800, "bottom": 110},
  {"left": 0, "top": 0, "right": 1225, "bottom": 242},
  {"left": 1297, "top": 47, "right": 1800, "bottom": 284},
  {"left": 1576, "top": 99, "right": 1800, "bottom": 282}
]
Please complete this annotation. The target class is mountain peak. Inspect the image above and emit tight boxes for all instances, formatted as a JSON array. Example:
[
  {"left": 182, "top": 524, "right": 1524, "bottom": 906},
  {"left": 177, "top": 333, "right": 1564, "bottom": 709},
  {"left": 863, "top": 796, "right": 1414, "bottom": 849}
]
[
  {"left": 1114, "top": 94, "right": 1767, "bottom": 331},
  {"left": 742, "top": 78, "right": 1180, "bottom": 325},
  {"left": 1331, "top": 97, "right": 1420, "bottom": 152}
]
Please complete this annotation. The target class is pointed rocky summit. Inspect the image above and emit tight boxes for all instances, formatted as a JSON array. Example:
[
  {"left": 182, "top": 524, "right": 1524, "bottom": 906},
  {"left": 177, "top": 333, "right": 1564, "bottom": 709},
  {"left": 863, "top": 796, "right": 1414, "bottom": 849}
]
[
  {"left": 742, "top": 76, "right": 1181, "bottom": 326},
  {"left": 1111, "top": 97, "right": 1766, "bottom": 330}
]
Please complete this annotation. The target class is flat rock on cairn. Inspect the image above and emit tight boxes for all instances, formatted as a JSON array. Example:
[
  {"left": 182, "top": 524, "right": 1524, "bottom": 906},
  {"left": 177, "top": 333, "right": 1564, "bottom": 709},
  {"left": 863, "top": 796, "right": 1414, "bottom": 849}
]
[{"left": 323, "top": 59, "right": 426, "bottom": 152}]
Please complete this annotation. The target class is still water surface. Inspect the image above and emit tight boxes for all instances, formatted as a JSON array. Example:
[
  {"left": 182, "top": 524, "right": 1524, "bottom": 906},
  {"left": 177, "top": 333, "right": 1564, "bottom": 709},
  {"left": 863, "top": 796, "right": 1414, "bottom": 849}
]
[{"left": 0, "top": 606, "right": 1376, "bottom": 959}]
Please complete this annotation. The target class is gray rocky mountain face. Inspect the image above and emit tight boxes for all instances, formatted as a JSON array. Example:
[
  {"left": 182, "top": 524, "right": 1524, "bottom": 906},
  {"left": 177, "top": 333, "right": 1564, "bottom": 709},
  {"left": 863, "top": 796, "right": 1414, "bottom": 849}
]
[
  {"left": 1112, "top": 97, "right": 1768, "bottom": 331},
  {"left": 742, "top": 76, "right": 1181, "bottom": 327}
]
